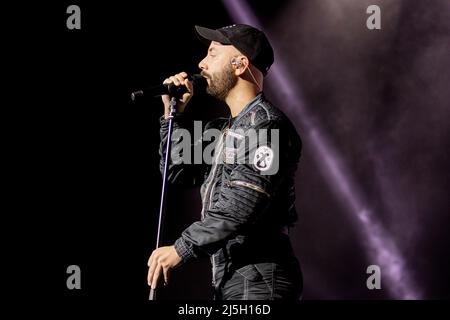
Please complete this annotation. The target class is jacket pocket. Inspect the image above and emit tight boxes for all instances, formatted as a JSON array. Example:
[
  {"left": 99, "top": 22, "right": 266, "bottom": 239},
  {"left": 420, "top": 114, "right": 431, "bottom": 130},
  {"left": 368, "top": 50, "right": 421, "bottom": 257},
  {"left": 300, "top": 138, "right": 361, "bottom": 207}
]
[
  {"left": 227, "top": 180, "right": 271, "bottom": 198},
  {"left": 235, "top": 264, "right": 263, "bottom": 281}
]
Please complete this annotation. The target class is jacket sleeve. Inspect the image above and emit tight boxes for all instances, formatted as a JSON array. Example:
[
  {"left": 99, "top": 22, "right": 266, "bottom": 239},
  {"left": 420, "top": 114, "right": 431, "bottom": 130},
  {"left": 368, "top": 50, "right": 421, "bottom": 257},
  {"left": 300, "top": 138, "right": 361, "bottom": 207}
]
[
  {"left": 159, "top": 115, "right": 206, "bottom": 187},
  {"left": 174, "top": 119, "right": 297, "bottom": 262}
]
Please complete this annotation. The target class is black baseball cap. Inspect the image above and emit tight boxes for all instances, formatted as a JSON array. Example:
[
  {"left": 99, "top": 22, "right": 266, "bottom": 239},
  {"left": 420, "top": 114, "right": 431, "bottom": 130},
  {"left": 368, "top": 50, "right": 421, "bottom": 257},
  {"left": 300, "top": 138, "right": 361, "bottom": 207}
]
[{"left": 195, "top": 24, "right": 274, "bottom": 76}]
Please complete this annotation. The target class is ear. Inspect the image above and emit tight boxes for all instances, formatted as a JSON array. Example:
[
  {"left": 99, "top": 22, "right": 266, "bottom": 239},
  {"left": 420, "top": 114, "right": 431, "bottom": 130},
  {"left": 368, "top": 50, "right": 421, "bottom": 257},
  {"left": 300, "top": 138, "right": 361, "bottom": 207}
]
[{"left": 231, "top": 56, "right": 249, "bottom": 76}]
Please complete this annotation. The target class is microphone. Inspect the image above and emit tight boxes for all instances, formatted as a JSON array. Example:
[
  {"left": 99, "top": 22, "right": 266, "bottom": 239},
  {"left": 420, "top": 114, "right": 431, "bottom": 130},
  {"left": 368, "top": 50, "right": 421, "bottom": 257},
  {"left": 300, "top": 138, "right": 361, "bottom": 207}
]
[{"left": 131, "top": 74, "right": 206, "bottom": 101}]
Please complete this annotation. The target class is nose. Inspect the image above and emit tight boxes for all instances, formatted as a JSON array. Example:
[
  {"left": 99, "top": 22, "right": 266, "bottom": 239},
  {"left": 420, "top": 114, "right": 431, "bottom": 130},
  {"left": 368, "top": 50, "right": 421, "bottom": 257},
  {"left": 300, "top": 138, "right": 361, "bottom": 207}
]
[{"left": 198, "top": 57, "right": 207, "bottom": 71}]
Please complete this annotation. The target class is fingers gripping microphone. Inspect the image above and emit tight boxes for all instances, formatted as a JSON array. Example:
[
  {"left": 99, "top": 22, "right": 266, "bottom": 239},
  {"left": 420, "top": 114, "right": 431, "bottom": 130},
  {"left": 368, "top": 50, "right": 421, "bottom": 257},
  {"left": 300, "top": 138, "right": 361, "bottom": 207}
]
[{"left": 131, "top": 74, "right": 205, "bottom": 101}]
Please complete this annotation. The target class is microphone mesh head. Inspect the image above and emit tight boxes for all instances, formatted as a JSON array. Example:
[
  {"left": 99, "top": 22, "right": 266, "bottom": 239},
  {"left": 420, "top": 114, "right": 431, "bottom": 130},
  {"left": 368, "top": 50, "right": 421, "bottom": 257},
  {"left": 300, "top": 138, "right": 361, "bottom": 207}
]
[{"left": 131, "top": 90, "right": 144, "bottom": 101}]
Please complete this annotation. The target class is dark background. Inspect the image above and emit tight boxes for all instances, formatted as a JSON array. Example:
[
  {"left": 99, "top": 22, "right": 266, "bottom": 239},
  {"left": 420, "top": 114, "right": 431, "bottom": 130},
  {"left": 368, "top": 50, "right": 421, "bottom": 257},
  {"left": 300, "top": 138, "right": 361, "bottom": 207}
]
[{"left": 16, "top": 0, "right": 450, "bottom": 301}]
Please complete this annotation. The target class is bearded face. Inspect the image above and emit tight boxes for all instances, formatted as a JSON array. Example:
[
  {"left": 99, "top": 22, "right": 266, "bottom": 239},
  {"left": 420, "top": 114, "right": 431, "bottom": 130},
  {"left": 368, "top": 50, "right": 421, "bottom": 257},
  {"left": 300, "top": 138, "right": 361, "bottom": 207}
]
[{"left": 202, "top": 63, "right": 237, "bottom": 101}]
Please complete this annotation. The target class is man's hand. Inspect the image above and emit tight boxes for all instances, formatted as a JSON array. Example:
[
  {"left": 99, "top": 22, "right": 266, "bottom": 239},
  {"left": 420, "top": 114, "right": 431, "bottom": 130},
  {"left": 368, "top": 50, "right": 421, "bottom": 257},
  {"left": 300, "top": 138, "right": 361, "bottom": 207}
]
[
  {"left": 147, "top": 245, "right": 182, "bottom": 289},
  {"left": 162, "top": 72, "right": 194, "bottom": 119}
]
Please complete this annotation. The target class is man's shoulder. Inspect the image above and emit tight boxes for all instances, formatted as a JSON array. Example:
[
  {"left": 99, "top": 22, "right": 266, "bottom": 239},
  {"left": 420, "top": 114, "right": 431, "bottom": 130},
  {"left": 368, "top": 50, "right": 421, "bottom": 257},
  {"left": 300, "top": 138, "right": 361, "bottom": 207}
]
[
  {"left": 240, "top": 96, "right": 302, "bottom": 149},
  {"left": 238, "top": 97, "right": 287, "bottom": 129}
]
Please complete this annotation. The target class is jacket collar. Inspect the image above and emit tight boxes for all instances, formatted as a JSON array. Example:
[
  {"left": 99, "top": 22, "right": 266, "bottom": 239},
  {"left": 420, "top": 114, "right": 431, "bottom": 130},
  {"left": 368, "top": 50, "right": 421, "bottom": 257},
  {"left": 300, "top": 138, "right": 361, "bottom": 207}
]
[{"left": 230, "top": 92, "right": 264, "bottom": 129}]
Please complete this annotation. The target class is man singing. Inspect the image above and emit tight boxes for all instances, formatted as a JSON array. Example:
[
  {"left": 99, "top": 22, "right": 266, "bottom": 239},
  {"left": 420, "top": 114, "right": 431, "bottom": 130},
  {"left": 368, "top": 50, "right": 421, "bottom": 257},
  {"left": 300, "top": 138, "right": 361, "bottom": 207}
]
[{"left": 147, "top": 24, "right": 303, "bottom": 300}]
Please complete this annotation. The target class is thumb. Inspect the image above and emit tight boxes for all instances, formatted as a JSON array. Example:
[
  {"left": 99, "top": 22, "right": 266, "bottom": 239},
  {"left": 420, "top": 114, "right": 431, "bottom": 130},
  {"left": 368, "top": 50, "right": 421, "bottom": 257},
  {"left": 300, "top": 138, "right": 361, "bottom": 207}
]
[
  {"left": 185, "top": 79, "right": 194, "bottom": 93},
  {"left": 162, "top": 94, "right": 170, "bottom": 105}
]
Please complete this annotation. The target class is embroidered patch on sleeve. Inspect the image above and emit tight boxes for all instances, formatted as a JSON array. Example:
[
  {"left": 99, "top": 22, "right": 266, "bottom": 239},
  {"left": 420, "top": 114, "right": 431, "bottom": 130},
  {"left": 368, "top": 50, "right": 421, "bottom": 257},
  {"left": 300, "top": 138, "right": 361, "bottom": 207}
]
[{"left": 253, "top": 146, "right": 274, "bottom": 172}]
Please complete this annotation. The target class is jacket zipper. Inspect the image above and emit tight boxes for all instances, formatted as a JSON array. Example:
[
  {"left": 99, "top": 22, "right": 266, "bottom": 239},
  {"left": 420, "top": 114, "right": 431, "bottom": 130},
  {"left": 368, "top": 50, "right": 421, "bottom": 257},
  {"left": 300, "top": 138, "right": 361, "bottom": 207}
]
[
  {"left": 209, "top": 179, "right": 218, "bottom": 287},
  {"left": 227, "top": 180, "right": 271, "bottom": 197},
  {"left": 200, "top": 129, "right": 226, "bottom": 219},
  {"left": 202, "top": 128, "right": 227, "bottom": 287}
]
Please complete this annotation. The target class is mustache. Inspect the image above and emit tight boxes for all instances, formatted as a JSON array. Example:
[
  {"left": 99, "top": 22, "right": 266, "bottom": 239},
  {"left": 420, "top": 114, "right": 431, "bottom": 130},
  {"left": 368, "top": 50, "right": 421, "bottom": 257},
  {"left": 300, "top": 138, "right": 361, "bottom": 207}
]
[{"left": 200, "top": 71, "right": 211, "bottom": 79}]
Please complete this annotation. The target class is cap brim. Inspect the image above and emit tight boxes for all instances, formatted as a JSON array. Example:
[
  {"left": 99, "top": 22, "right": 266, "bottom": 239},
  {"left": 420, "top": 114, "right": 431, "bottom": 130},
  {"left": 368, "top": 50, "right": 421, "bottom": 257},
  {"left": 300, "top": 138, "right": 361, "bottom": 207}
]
[{"left": 194, "top": 26, "right": 231, "bottom": 45}]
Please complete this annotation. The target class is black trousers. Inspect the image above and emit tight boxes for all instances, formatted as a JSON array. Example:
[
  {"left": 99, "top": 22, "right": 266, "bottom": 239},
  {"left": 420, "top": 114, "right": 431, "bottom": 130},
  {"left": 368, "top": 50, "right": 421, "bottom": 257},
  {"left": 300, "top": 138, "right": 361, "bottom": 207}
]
[{"left": 213, "top": 260, "right": 303, "bottom": 300}]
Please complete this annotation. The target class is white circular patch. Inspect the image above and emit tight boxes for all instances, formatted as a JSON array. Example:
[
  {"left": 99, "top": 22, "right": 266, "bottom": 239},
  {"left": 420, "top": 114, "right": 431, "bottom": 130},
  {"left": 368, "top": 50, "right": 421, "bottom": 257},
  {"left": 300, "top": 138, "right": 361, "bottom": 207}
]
[{"left": 253, "top": 146, "right": 274, "bottom": 172}]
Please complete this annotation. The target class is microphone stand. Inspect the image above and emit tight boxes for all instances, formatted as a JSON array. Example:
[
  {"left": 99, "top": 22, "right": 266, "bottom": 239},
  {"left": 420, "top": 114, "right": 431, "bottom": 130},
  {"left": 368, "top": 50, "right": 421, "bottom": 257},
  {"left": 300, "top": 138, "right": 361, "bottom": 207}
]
[{"left": 149, "top": 96, "right": 178, "bottom": 300}]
